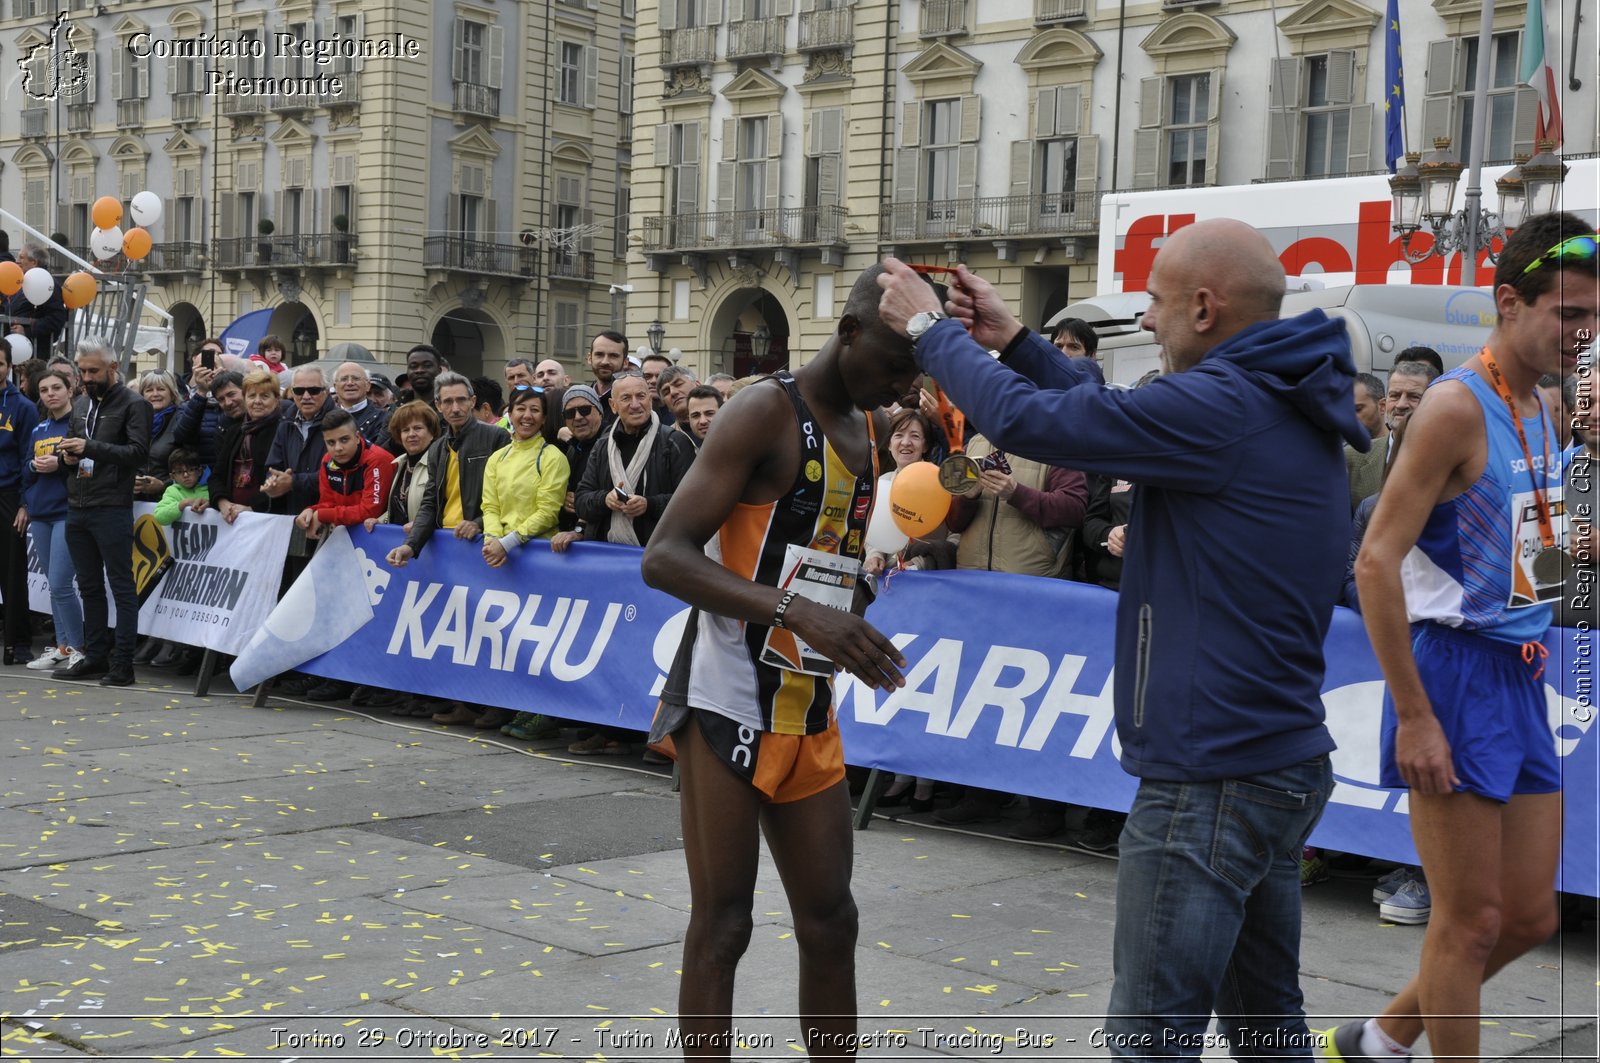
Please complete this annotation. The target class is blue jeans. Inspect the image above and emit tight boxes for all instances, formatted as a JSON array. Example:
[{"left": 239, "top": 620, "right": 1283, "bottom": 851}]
[
  {"left": 65, "top": 506, "right": 138, "bottom": 666},
  {"left": 28, "top": 518, "right": 83, "bottom": 651},
  {"left": 1105, "top": 755, "right": 1333, "bottom": 1061}
]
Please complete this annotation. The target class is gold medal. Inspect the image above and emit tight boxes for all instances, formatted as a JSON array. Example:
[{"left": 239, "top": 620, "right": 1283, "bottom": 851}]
[{"left": 938, "top": 454, "right": 981, "bottom": 495}]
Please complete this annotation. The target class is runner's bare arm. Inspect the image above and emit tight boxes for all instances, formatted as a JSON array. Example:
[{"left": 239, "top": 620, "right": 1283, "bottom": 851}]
[
  {"left": 1355, "top": 381, "right": 1480, "bottom": 794},
  {"left": 642, "top": 385, "right": 906, "bottom": 690}
]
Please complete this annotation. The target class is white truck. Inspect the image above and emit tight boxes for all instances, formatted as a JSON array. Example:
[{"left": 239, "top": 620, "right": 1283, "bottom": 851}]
[{"left": 1055, "top": 161, "right": 1599, "bottom": 386}]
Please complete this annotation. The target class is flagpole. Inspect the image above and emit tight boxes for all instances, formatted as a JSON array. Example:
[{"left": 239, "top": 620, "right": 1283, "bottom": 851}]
[{"left": 1461, "top": 0, "right": 1495, "bottom": 287}]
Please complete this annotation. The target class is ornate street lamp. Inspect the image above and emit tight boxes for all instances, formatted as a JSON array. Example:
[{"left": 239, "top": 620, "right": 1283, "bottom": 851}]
[
  {"left": 1389, "top": 152, "right": 1424, "bottom": 236},
  {"left": 646, "top": 318, "right": 665, "bottom": 357},
  {"left": 1494, "top": 155, "right": 1529, "bottom": 232},
  {"left": 1519, "top": 140, "right": 1570, "bottom": 219},
  {"left": 1417, "top": 137, "right": 1465, "bottom": 228},
  {"left": 751, "top": 325, "right": 771, "bottom": 365}
]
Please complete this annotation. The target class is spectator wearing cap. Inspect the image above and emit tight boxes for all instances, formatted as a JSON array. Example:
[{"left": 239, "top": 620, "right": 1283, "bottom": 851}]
[
  {"left": 368, "top": 373, "right": 396, "bottom": 409},
  {"left": 550, "top": 384, "right": 605, "bottom": 536}
]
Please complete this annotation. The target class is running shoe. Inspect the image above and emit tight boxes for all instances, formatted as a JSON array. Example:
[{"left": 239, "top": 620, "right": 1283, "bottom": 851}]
[
  {"left": 1378, "top": 877, "right": 1432, "bottom": 924},
  {"left": 25, "top": 647, "right": 70, "bottom": 671},
  {"left": 1300, "top": 847, "right": 1331, "bottom": 886},
  {"left": 1319, "top": 1020, "right": 1381, "bottom": 1062}
]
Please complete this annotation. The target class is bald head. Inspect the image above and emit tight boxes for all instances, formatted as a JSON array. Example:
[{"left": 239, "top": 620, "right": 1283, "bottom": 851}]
[{"left": 1142, "top": 219, "right": 1286, "bottom": 374}]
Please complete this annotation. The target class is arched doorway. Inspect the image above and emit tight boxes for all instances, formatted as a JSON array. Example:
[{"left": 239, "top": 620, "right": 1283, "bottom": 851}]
[
  {"left": 430, "top": 305, "right": 500, "bottom": 379},
  {"left": 705, "top": 288, "right": 790, "bottom": 378},
  {"left": 168, "top": 302, "right": 206, "bottom": 361},
  {"left": 265, "top": 301, "right": 320, "bottom": 365}
]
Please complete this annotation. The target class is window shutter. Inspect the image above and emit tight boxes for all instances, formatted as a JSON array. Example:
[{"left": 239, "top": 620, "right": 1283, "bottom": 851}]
[
  {"left": 959, "top": 94, "right": 980, "bottom": 143},
  {"left": 1267, "top": 57, "right": 1299, "bottom": 110},
  {"left": 1132, "top": 129, "right": 1161, "bottom": 189},
  {"left": 678, "top": 124, "right": 701, "bottom": 213},
  {"left": 901, "top": 101, "right": 920, "bottom": 147},
  {"left": 1203, "top": 70, "right": 1223, "bottom": 186},
  {"left": 765, "top": 153, "right": 781, "bottom": 214},
  {"left": 1010, "top": 140, "right": 1032, "bottom": 199},
  {"left": 1034, "top": 89, "right": 1056, "bottom": 140},
  {"left": 220, "top": 191, "right": 236, "bottom": 240},
  {"left": 168, "top": 50, "right": 178, "bottom": 98},
  {"left": 819, "top": 108, "right": 842, "bottom": 155},
  {"left": 707, "top": 0, "right": 723, "bottom": 22},
  {"left": 486, "top": 25, "right": 504, "bottom": 89},
  {"left": 1344, "top": 103, "right": 1374, "bottom": 173},
  {"left": 767, "top": 113, "right": 782, "bottom": 159},
  {"left": 584, "top": 44, "right": 598, "bottom": 108},
  {"left": 485, "top": 200, "right": 497, "bottom": 242},
  {"left": 816, "top": 153, "right": 840, "bottom": 207},
  {"left": 452, "top": 20, "right": 466, "bottom": 82},
  {"left": 717, "top": 160, "right": 735, "bottom": 214},
  {"left": 723, "top": 118, "right": 738, "bottom": 162},
  {"left": 111, "top": 46, "right": 124, "bottom": 100},
  {"left": 1326, "top": 49, "right": 1356, "bottom": 106},
  {"left": 1139, "top": 76, "right": 1163, "bottom": 129},
  {"left": 1423, "top": 38, "right": 1459, "bottom": 97},
  {"left": 352, "top": 14, "right": 366, "bottom": 71},
  {"left": 774, "top": 0, "right": 792, "bottom": 15},
  {"left": 729, "top": 0, "right": 744, "bottom": 19},
  {"left": 1265, "top": 110, "right": 1296, "bottom": 180},
  {"left": 347, "top": 187, "right": 359, "bottom": 230},
  {"left": 683, "top": 121, "right": 702, "bottom": 164},
  {"left": 1055, "top": 86, "right": 1080, "bottom": 137},
  {"left": 956, "top": 145, "right": 977, "bottom": 200},
  {"left": 83, "top": 52, "right": 96, "bottom": 103},
  {"left": 447, "top": 192, "right": 462, "bottom": 236},
  {"left": 1511, "top": 87, "right": 1538, "bottom": 158},
  {"left": 580, "top": 207, "right": 594, "bottom": 253},
  {"left": 317, "top": 189, "right": 331, "bottom": 234},
  {"left": 56, "top": 203, "right": 70, "bottom": 241},
  {"left": 894, "top": 146, "right": 919, "bottom": 203},
  {"left": 654, "top": 125, "right": 671, "bottom": 165},
  {"left": 1077, "top": 134, "right": 1099, "bottom": 194},
  {"left": 660, "top": 0, "right": 677, "bottom": 31},
  {"left": 136, "top": 53, "right": 149, "bottom": 98}
]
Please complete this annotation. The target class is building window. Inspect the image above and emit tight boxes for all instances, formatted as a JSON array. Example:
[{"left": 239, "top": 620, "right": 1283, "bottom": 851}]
[
  {"left": 237, "top": 29, "right": 263, "bottom": 80},
  {"left": 1302, "top": 55, "right": 1351, "bottom": 178},
  {"left": 736, "top": 117, "right": 768, "bottom": 213},
  {"left": 559, "top": 42, "right": 583, "bottom": 104},
  {"left": 924, "top": 99, "right": 960, "bottom": 203},
  {"left": 174, "top": 196, "right": 195, "bottom": 242},
  {"left": 553, "top": 301, "right": 581, "bottom": 360},
  {"left": 668, "top": 122, "right": 700, "bottom": 214},
  {"left": 614, "top": 184, "right": 630, "bottom": 259},
  {"left": 459, "top": 21, "right": 485, "bottom": 84},
  {"left": 1037, "top": 138, "right": 1078, "bottom": 210},
  {"left": 239, "top": 191, "right": 257, "bottom": 238},
  {"left": 1166, "top": 74, "right": 1209, "bottom": 187},
  {"left": 1458, "top": 33, "right": 1521, "bottom": 162}
]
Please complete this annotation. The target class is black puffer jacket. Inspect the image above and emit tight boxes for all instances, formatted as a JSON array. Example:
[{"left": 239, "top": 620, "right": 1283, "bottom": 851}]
[{"left": 574, "top": 418, "right": 690, "bottom": 546}]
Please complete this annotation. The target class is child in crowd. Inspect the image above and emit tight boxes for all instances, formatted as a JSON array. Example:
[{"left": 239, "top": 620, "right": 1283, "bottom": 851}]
[
  {"left": 296, "top": 408, "right": 395, "bottom": 536},
  {"left": 153, "top": 448, "right": 209, "bottom": 526}
]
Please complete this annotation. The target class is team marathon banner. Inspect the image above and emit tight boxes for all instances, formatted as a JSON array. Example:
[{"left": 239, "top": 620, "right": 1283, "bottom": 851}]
[
  {"left": 24, "top": 504, "right": 293, "bottom": 657},
  {"left": 235, "top": 526, "right": 1600, "bottom": 897}
]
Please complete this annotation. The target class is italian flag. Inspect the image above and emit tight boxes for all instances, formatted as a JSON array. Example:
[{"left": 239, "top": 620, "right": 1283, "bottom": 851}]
[{"left": 1520, "top": 0, "right": 1564, "bottom": 147}]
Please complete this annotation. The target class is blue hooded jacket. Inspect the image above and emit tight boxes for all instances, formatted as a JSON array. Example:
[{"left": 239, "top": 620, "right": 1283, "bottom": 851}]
[{"left": 915, "top": 310, "right": 1368, "bottom": 782}]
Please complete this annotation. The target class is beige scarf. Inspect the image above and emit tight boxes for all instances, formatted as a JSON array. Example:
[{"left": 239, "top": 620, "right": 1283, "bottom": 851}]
[{"left": 605, "top": 412, "right": 659, "bottom": 546}]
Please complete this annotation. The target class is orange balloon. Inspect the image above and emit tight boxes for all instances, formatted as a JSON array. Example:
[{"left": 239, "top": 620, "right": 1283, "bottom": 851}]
[
  {"left": 888, "top": 460, "right": 951, "bottom": 538},
  {"left": 92, "top": 195, "right": 123, "bottom": 231},
  {"left": 123, "top": 227, "right": 153, "bottom": 261},
  {"left": 62, "top": 271, "right": 98, "bottom": 310},
  {"left": 0, "top": 261, "right": 21, "bottom": 297}
]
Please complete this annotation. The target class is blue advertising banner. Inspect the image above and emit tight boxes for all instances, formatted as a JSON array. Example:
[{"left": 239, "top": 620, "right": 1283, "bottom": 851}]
[{"left": 274, "top": 526, "right": 1599, "bottom": 896}]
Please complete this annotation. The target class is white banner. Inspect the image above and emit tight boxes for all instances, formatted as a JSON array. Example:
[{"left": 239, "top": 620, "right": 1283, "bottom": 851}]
[{"left": 24, "top": 504, "right": 293, "bottom": 657}]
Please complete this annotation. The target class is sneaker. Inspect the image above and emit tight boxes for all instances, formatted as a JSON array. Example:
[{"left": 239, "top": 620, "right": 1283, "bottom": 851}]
[
  {"left": 1300, "top": 847, "right": 1331, "bottom": 887},
  {"left": 567, "top": 732, "right": 630, "bottom": 756},
  {"left": 25, "top": 647, "right": 70, "bottom": 671},
  {"left": 503, "top": 713, "right": 562, "bottom": 741},
  {"left": 1371, "top": 865, "right": 1418, "bottom": 905},
  {"left": 1378, "top": 876, "right": 1432, "bottom": 925},
  {"left": 1320, "top": 1020, "right": 1381, "bottom": 1062}
]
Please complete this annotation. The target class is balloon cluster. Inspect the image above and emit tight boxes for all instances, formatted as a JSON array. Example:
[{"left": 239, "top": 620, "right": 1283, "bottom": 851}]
[{"left": 90, "top": 192, "right": 160, "bottom": 265}]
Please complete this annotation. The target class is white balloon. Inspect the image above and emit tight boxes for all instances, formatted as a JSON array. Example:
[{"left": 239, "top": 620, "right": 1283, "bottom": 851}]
[
  {"left": 130, "top": 190, "right": 162, "bottom": 228},
  {"left": 6, "top": 335, "right": 32, "bottom": 362},
  {"left": 91, "top": 226, "right": 124, "bottom": 261},
  {"left": 864, "top": 470, "right": 910, "bottom": 557},
  {"left": 22, "top": 267, "right": 54, "bottom": 307}
]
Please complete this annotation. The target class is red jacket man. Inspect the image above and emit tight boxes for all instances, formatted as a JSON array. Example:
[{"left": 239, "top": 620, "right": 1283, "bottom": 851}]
[{"left": 297, "top": 408, "right": 395, "bottom": 531}]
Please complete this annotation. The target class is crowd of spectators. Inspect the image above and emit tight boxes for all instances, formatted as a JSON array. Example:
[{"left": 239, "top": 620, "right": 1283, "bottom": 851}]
[{"left": 3, "top": 306, "right": 1592, "bottom": 890}]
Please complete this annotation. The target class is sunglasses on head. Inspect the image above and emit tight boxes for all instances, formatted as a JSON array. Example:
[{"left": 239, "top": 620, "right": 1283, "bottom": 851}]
[
  {"left": 1523, "top": 234, "right": 1600, "bottom": 275},
  {"left": 292, "top": 386, "right": 326, "bottom": 396},
  {"left": 563, "top": 404, "right": 597, "bottom": 420},
  {"left": 510, "top": 384, "right": 545, "bottom": 394}
]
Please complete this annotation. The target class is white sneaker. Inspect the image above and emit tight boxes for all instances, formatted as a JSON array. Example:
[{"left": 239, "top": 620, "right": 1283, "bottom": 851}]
[
  {"left": 62, "top": 649, "right": 86, "bottom": 670},
  {"left": 26, "top": 647, "right": 70, "bottom": 671}
]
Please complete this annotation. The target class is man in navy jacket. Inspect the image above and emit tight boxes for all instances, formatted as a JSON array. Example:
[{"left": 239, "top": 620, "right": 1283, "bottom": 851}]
[{"left": 878, "top": 219, "right": 1368, "bottom": 1060}]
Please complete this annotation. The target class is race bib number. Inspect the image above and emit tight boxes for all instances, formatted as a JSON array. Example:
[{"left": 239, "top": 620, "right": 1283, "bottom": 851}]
[
  {"left": 1509, "top": 483, "right": 1568, "bottom": 608},
  {"left": 758, "top": 544, "right": 861, "bottom": 676}
]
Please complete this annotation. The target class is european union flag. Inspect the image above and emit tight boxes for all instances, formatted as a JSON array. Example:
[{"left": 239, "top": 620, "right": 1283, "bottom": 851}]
[{"left": 1384, "top": 0, "right": 1406, "bottom": 170}]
